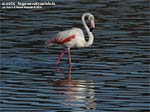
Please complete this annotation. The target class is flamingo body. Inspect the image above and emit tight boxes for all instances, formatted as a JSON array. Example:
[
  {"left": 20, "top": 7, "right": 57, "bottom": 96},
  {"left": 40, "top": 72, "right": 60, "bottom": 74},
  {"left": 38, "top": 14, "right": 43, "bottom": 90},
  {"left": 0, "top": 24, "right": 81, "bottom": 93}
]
[
  {"left": 46, "top": 13, "right": 95, "bottom": 66},
  {"left": 46, "top": 28, "right": 85, "bottom": 48}
]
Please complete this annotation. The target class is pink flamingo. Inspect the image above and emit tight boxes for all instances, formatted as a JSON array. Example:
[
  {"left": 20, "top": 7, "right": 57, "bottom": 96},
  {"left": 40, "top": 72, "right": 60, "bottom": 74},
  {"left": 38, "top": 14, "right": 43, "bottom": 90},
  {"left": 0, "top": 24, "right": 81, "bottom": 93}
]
[{"left": 45, "top": 13, "right": 95, "bottom": 66}]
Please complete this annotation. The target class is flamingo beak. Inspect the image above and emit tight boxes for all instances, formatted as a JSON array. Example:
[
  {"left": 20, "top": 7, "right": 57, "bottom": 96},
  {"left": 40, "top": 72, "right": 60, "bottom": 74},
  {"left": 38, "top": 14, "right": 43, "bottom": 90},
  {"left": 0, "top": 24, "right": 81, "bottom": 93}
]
[{"left": 90, "top": 20, "right": 95, "bottom": 32}]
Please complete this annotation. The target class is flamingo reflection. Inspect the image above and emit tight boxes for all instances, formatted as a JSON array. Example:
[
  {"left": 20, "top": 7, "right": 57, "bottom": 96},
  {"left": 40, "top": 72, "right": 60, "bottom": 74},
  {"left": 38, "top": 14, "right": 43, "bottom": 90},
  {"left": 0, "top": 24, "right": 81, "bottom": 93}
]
[{"left": 50, "top": 65, "right": 96, "bottom": 110}]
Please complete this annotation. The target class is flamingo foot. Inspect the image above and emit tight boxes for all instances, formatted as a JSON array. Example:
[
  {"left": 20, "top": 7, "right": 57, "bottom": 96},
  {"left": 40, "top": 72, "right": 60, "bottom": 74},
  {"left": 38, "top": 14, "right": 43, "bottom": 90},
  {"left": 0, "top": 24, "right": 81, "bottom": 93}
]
[{"left": 55, "top": 60, "right": 60, "bottom": 65}]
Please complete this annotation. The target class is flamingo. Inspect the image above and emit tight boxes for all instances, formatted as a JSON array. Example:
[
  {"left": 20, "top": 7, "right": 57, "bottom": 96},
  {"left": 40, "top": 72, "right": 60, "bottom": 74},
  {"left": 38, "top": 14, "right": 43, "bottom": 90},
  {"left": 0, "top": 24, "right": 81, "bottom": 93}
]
[{"left": 45, "top": 13, "right": 95, "bottom": 66}]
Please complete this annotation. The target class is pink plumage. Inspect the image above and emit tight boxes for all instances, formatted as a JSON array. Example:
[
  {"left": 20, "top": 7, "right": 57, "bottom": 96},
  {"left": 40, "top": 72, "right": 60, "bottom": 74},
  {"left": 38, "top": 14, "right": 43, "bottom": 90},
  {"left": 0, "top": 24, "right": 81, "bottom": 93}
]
[{"left": 45, "top": 13, "right": 95, "bottom": 66}]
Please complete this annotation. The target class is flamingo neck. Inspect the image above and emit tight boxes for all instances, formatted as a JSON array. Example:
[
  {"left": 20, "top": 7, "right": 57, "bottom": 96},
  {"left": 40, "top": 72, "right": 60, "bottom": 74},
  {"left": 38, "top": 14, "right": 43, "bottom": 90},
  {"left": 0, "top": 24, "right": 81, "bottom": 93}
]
[{"left": 82, "top": 13, "right": 94, "bottom": 47}]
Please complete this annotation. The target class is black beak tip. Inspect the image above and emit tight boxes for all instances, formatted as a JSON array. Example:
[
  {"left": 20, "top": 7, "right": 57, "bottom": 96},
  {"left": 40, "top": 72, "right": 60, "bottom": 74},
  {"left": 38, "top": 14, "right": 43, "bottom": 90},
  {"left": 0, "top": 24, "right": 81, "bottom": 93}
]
[{"left": 90, "top": 28, "right": 94, "bottom": 32}]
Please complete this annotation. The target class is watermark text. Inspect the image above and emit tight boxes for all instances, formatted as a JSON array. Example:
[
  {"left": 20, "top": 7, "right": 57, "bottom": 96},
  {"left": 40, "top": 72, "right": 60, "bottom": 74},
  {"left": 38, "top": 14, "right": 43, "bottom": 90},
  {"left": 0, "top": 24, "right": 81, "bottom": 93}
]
[{"left": 1, "top": 2, "right": 55, "bottom": 9}]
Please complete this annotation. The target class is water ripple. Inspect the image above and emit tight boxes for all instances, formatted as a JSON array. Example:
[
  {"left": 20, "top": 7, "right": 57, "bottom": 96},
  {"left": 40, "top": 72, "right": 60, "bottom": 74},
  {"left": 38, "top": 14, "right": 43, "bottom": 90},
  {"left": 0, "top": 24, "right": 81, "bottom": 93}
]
[{"left": 1, "top": 0, "right": 149, "bottom": 111}]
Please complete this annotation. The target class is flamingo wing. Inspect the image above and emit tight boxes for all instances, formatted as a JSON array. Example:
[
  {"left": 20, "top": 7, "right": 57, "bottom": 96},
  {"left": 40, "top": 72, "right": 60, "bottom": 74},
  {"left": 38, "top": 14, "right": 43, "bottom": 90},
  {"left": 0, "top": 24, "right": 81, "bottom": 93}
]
[{"left": 46, "top": 28, "right": 85, "bottom": 48}]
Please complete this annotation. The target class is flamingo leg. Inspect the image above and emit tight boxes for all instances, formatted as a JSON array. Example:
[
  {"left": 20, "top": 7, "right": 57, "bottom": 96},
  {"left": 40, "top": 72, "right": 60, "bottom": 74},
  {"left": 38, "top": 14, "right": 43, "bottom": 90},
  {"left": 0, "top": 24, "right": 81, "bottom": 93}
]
[
  {"left": 67, "top": 48, "right": 72, "bottom": 66},
  {"left": 56, "top": 50, "right": 66, "bottom": 65},
  {"left": 68, "top": 64, "right": 72, "bottom": 80}
]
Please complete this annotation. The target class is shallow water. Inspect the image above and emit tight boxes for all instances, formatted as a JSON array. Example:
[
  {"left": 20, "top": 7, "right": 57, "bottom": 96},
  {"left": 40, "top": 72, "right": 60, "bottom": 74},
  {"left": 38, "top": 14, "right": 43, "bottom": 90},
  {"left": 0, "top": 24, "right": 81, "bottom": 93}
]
[{"left": 0, "top": 0, "right": 149, "bottom": 112}]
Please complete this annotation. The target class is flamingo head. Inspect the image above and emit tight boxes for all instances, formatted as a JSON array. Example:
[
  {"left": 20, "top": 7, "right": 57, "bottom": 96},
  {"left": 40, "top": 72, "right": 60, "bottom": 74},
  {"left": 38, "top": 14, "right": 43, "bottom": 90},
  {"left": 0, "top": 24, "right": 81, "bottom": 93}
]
[{"left": 88, "top": 15, "right": 95, "bottom": 32}]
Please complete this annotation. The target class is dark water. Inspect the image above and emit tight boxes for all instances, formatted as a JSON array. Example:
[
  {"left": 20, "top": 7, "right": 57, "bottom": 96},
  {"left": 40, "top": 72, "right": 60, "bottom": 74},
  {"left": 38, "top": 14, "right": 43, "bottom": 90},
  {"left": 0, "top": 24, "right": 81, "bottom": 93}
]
[{"left": 0, "top": 0, "right": 149, "bottom": 111}]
